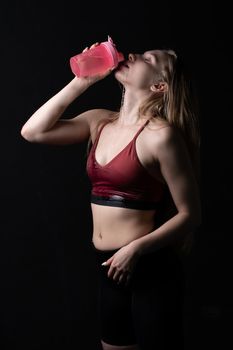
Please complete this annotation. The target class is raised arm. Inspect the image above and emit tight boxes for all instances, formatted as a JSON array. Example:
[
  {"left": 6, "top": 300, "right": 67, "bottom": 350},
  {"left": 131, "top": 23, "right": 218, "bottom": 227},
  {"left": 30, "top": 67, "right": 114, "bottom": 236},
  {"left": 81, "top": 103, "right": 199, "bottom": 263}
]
[{"left": 21, "top": 52, "right": 112, "bottom": 145}]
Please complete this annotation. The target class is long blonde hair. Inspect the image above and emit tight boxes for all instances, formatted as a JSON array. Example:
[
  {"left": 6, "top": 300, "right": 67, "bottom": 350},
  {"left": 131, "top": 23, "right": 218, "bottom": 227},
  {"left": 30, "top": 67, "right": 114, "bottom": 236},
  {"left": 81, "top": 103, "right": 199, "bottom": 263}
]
[
  {"left": 139, "top": 50, "right": 200, "bottom": 180},
  {"left": 140, "top": 50, "right": 201, "bottom": 257},
  {"left": 88, "top": 50, "right": 200, "bottom": 179}
]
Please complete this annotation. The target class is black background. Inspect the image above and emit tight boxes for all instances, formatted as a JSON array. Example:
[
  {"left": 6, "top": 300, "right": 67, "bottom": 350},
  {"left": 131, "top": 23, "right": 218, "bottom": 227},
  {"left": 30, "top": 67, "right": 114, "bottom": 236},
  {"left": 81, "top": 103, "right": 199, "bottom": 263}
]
[{"left": 0, "top": 1, "right": 232, "bottom": 349}]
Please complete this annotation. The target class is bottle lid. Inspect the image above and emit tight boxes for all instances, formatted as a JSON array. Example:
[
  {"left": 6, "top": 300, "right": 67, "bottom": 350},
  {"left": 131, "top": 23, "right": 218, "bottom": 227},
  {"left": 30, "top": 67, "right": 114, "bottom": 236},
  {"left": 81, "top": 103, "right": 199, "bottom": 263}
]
[{"left": 101, "top": 35, "right": 124, "bottom": 67}]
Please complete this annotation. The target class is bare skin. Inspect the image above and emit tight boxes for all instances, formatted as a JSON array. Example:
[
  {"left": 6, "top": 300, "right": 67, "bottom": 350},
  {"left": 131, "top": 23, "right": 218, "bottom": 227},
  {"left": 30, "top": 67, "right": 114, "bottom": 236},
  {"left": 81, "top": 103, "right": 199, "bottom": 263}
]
[
  {"left": 21, "top": 47, "right": 201, "bottom": 349},
  {"left": 90, "top": 114, "right": 169, "bottom": 250},
  {"left": 21, "top": 75, "right": 200, "bottom": 280}
]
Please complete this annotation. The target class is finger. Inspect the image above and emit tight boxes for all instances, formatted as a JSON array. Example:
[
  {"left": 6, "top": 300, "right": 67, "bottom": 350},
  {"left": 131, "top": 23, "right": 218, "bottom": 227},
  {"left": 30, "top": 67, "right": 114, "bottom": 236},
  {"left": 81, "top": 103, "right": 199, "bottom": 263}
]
[
  {"left": 107, "top": 67, "right": 114, "bottom": 74},
  {"left": 90, "top": 42, "right": 99, "bottom": 49},
  {"left": 107, "top": 265, "right": 115, "bottom": 278},
  {"left": 117, "top": 273, "right": 126, "bottom": 285},
  {"left": 125, "top": 273, "right": 132, "bottom": 287},
  {"left": 112, "top": 269, "right": 121, "bottom": 281},
  {"left": 105, "top": 256, "right": 114, "bottom": 271},
  {"left": 82, "top": 46, "right": 89, "bottom": 52},
  {"left": 103, "top": 257, "right": 113, "bottom": 267}
]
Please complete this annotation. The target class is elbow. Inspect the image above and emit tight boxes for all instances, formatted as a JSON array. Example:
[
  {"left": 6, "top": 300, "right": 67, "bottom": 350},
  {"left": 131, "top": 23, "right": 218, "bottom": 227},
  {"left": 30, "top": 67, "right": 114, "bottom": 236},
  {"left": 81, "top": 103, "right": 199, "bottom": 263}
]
[
  {"left": 190, "top": 209, "right": 202, "bottom": 229},
  {"left": 21, "top": 126, "right": 37, "bottom": 142},
  {"left": 181, "top": 208, "right": 202, "bottom": 231},
  {"left": 20, "top": 126, "right": 27, "bottom": 140}
]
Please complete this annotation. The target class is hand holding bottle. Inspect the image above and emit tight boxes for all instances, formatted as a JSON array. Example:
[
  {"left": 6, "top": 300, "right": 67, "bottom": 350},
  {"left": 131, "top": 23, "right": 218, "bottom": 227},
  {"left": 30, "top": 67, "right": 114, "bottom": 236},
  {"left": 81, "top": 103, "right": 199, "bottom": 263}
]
[
  {"left": 70, "top": 36, "right": 124, "bottom": 84},
  {"left": 73, "top": 42, "right": 114, "bottom": 86}
]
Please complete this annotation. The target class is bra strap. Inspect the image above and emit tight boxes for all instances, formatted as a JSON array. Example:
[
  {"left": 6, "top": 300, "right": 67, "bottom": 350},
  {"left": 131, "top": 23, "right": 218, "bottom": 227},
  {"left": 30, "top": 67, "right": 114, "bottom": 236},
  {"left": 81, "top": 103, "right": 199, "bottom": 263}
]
[
  {"left": 92, "top": 120, "right": 109, "bottom": 148},
  {"left": 132, "top": 118, "right": 151, "bottom": 141},
  {"left": 93, "top": 117, "right": 151, "bottom": 147}
]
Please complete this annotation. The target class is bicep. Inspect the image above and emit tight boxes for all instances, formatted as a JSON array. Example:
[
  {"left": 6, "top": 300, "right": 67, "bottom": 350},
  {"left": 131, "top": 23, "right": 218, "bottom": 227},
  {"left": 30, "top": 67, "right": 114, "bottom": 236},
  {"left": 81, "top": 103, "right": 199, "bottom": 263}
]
[
  {"left": 34, "top": 117, "right": 90, "bottom": 145},
  {"left": 31, "top": 109, "right": 104, "bottom": 145}
]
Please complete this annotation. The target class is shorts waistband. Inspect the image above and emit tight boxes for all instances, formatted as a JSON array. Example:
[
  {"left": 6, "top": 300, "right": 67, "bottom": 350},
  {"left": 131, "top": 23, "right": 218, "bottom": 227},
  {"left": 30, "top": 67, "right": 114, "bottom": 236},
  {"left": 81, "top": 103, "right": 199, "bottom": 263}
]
[
  {"left": 91, "top": 241, "right": 121, "bottom": 253},
  {"left": 91, "top": 241, "right": 174, "bottom": 262},
  {"left": 91, "top": 242, "right": 122, "bottom": 264}
]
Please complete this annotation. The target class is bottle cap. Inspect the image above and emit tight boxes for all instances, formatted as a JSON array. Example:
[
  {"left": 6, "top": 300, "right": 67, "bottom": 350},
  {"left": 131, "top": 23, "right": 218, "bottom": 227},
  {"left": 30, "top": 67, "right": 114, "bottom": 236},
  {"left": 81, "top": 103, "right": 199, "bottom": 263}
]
[{"left": 101, "top": 35, "right": 124, "bottom": 67}]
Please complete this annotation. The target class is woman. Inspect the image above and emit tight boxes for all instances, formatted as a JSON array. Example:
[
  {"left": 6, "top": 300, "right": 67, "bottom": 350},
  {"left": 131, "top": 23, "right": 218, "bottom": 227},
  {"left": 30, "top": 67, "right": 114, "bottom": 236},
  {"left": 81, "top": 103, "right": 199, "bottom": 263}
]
[{"left": 21, "top": 43, "right": 201, "bottom": 350}]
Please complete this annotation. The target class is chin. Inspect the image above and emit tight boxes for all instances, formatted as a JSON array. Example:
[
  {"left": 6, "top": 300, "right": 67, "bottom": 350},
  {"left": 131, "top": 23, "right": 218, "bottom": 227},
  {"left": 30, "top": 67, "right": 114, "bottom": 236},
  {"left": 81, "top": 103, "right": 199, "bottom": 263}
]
[{"left": 114, "top": 70, "right": 127, "bottom": 85}]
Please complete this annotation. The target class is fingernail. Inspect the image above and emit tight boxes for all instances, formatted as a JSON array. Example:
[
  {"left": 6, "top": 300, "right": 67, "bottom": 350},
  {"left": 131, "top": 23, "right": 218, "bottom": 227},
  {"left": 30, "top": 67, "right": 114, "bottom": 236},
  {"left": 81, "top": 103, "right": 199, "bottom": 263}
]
[{"left": 101, "top": 262, "right": 107, "bottom": 266}]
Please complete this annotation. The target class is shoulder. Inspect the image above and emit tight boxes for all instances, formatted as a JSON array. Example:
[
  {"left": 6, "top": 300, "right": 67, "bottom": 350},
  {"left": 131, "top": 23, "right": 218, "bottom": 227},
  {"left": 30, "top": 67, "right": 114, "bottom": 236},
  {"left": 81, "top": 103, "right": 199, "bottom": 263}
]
[
  {"left": 84, "top": 108, "right": 115, "bottom": 123},
  {"left": 146, "top": 119, "right": 179, "bottom": 147},
  {"left": 82, "top": 108, "right": 115, "bottom": 129},
  {"left": 148, "top": 119, "right": 184, "bottom": 148},
  {"left": 157, "top": 125, "right": 182, "bottom": 147},
  {"left": 87, "top": 108, "right": 117, "bottom": 140},
  {"left": 147, "top": 120, "right": 189, "bottom": 162}
]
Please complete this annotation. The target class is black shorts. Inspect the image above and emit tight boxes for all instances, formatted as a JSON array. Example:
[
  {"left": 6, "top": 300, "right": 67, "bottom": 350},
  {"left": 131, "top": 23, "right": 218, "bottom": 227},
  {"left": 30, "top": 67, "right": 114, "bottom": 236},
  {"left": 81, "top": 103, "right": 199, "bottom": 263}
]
[{"left": 92, "top": 243, "right": 186, "bottom": 349}]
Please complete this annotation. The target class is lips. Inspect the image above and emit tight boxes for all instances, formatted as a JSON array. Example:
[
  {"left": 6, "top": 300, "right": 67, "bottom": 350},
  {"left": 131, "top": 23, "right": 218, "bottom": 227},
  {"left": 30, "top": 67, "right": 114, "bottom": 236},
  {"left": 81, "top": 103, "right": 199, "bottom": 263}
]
[
  {"left": 123, "top": 61, "right": 129, "bottom": 68},
  {"left": 117, "top": 61, "right": 129, "bottom": 69}
]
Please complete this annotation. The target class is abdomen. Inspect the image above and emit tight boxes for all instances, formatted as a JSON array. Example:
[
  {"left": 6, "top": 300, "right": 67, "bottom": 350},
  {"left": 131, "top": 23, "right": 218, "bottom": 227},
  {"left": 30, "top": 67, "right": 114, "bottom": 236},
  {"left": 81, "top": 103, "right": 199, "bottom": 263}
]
[{"left": 91, "top": 203, "right": 157, "bottom": 250}]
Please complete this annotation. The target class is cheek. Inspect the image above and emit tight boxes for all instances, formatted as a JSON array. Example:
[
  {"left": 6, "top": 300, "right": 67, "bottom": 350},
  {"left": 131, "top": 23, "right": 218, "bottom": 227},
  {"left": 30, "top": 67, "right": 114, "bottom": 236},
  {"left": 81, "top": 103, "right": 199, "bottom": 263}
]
[{"left": 133, "top": 69, "right": 154, "bottom": 87}]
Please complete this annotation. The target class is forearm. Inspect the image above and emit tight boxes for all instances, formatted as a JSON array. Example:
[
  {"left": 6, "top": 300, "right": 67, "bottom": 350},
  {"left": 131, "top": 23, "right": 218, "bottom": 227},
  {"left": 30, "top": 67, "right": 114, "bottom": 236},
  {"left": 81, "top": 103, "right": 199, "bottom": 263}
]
[
  {"left": 129, "top": 212, "right": 200, "bottom": 256},
  {"left": 21, "top": 77, "right": 89, "bottom": 135}
]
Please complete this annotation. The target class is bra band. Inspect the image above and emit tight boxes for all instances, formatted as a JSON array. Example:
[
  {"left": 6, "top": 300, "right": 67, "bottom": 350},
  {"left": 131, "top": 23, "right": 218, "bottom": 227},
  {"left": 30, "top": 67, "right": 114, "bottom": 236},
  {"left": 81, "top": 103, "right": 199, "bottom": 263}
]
[{"left": 90, "top": 194, "right": 158, "bottom": 210}]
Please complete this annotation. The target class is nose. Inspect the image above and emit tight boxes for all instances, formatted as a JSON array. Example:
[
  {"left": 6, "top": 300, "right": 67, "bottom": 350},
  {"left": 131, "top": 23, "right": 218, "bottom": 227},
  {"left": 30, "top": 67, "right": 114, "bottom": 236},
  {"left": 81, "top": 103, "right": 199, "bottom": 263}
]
[{"left": 128, "top": 53, "right": 135, "bottom": 62}]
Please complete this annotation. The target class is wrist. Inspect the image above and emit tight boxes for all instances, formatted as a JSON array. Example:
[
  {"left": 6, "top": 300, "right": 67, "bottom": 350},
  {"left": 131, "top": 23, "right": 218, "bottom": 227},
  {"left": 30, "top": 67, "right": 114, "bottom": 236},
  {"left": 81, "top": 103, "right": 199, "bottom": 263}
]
[
  {"left": 70, "top": 76, "right": 91, "bottom": 91},
  {"left": 128, "top": 240, "right": 143, "bottom": 258}
]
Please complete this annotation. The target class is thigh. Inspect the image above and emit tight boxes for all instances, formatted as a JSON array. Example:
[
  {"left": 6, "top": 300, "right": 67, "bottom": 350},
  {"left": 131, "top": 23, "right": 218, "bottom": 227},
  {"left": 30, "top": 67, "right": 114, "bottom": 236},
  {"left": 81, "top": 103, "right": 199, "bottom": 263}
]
[
  {"left": 131, "top": 247, "right": 186, "bottom": 350},
  {"left": 92, "top": 244, "right": 136, "bottom": 346}
]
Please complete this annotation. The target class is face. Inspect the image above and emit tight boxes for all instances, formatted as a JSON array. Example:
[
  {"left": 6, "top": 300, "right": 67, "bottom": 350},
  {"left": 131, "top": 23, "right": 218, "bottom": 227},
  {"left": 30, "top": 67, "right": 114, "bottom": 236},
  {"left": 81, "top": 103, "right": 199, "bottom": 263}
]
[{"left": 114, "top": 49, "right": 167, "bottom": 91}]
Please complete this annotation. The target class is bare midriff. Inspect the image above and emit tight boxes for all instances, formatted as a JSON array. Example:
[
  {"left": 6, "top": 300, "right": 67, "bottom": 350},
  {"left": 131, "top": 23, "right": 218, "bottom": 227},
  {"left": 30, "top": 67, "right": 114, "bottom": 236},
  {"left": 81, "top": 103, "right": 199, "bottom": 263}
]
[{"left": 91, "top": 203, "right": 157, "bottom": 250}]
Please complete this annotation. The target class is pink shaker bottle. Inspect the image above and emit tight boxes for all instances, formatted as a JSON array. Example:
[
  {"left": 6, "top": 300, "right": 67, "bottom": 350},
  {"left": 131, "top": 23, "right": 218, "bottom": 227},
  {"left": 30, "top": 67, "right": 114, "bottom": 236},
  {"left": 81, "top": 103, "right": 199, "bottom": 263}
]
[{"left": 69, "top": 35, "right": 124, "bottom": 77}]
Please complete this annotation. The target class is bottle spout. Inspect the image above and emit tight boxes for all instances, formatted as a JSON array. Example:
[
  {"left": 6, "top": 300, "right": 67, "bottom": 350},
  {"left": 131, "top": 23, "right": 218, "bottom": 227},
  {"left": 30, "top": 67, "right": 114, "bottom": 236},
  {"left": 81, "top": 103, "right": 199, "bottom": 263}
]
[{"left": 107, "top": 35, "right": 114, "bottom": 45}]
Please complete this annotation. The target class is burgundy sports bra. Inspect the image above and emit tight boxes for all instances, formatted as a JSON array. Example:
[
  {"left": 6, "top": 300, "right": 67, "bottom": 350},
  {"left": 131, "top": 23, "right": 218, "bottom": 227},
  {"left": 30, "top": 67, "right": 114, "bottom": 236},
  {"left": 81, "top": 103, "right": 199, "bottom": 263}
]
[{"left": 86, "top": 118, "right": 166, "bottom": 210}]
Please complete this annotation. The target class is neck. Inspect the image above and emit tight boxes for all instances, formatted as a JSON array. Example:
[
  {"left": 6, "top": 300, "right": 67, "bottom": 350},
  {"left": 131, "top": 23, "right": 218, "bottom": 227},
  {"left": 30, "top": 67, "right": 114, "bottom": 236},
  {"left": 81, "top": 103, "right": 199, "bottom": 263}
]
[{"left": 117, "top": 89, "right": 151, "bottom": 126}]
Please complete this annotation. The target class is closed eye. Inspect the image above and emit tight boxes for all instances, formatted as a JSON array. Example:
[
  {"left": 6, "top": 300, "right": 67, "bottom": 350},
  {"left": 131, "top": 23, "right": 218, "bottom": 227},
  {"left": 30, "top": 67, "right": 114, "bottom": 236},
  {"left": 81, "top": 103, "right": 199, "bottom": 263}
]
[
  {"left": 143, "top": 54, "right": 156, "bottom": 65},
  {"left": 143, "top": 55, "right": 151, "bottom": 62}
]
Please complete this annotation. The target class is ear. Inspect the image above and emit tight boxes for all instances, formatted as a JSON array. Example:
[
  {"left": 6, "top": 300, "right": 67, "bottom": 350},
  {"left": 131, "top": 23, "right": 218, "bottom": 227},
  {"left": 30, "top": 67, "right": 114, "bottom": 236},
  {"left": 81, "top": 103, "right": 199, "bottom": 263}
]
[{"left": 150, "top": 82, "right": 168, "bottom": 93}]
